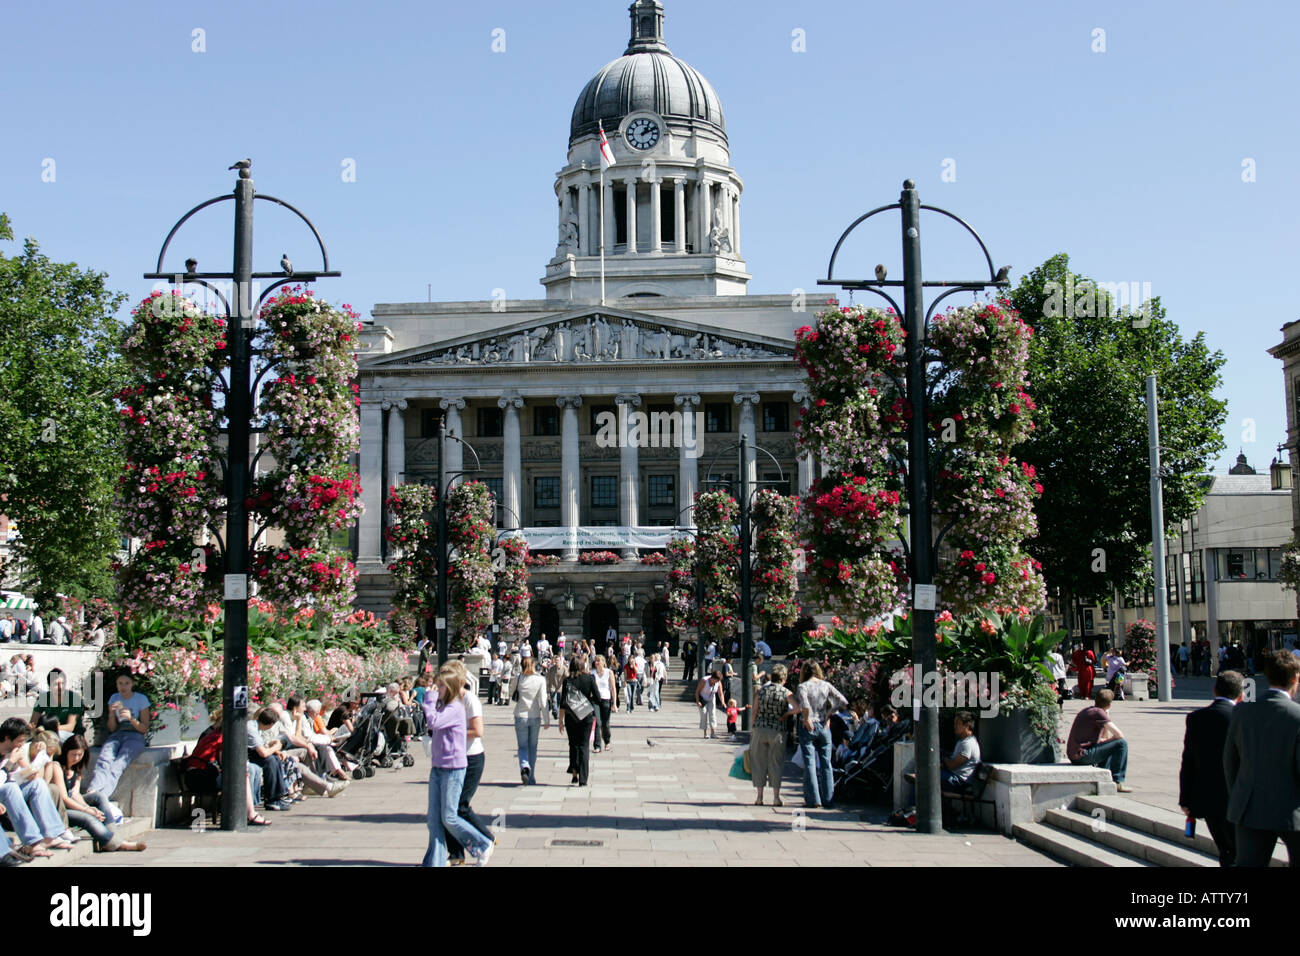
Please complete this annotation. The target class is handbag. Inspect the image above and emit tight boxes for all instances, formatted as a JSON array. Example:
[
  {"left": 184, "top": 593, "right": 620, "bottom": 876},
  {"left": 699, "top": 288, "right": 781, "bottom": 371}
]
[{"left": 564, "top": 682, "right": 594, "bottom": 721}]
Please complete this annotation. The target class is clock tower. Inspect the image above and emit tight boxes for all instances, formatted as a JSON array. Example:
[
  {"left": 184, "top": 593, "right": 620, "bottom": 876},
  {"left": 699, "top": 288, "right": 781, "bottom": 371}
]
[{"left": 542, "top": 0, "right": 750, "bottom": 300}]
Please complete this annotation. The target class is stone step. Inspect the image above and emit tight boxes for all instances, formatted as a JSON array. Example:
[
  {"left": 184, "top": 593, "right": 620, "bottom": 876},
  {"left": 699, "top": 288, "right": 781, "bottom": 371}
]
[
  {"left": 6, "top": 816, "right": 152, "bottom": 869},
  {"left": 1043, "top": 808, "right": 1218, "bottom": 867},
  {"left": 1076, "top": 794, "right": 1288, "bottom": 868},
  {"left": 1013, "top": 821, "right": 1153, "bottom": 867}
]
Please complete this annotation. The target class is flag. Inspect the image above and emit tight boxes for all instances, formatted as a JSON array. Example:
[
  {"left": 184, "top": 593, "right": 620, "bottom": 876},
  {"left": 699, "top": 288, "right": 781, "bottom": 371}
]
[{"left": 598, "top": 122, "right": 616, "bottom": 169}]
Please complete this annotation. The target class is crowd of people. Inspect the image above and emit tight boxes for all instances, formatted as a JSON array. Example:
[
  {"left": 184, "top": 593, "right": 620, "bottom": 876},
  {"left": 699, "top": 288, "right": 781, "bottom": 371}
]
[{"left": 0, "top": 612, "right": 108, "bottom": 648}]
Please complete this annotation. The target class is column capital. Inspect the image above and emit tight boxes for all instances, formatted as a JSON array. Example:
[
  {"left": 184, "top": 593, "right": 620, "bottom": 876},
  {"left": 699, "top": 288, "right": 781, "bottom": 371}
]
[
  {"left": 439, "top": 397, "right": 466, "bottom": 411},
  {"left": 381, "top": 398, "right": 408, "bottom": 411},
  {"left": 498, "top": 395, "right": 524, "bottom": 410},
  {"left": 622, "top": 176, "right": 638, "bottom": 187},
  {"left": 791, "top": 389, "right": 809, "bottom": 406},
  {"left": 674, "top": 393, "right": 701, "bottom": 408},
  {"left": 556, "top": 395, "right": 584, "bottom": 410},
  {"left": 615, "top": 393, "right": 641, "bottom": 407},
  {"left": 733, "top": 391, "right": 761, "bottom": 406}
]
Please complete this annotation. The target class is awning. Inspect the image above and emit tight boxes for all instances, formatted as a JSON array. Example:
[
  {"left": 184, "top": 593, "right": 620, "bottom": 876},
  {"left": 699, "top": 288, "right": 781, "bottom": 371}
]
[{"left": 0, "top": 596, "right": 37, "bottom": 610}]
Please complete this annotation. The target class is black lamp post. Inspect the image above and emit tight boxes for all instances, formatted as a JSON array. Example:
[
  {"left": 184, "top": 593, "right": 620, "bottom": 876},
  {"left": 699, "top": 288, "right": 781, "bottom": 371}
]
[
  {"left": 816, "top": 179, "right": 1009, "bottom": 836},
  {"left": 144, "top": 162, "right": 340, "bottom": 830}
]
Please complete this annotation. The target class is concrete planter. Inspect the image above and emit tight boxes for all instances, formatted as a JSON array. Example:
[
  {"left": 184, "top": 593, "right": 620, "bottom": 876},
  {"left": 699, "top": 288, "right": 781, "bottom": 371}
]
[{"left": 978, "top": 710, "right": 1057, "bottom": 765}]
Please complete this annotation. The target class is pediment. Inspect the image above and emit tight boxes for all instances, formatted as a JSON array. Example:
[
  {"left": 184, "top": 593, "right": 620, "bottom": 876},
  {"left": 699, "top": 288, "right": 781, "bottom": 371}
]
[{"left": 365, "top": 305, "right": 794, "bottom": 368}]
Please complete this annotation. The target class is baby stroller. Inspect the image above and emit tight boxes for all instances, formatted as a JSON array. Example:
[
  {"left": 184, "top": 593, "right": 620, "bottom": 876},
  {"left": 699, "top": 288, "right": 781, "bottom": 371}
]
[
  {"left": 833, "top": 718, "right": 913, "bottom": 803},
  {"left": 338, "top": 694, "right": 416, "bottom": 778}
]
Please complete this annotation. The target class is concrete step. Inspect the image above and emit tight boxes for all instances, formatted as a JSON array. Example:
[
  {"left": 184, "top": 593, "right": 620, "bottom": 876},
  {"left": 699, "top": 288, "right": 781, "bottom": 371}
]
[
  {"left": 6, "top": 816, "right": 152, "bottom": 868},
  {"left": 1044, "top": 808, "right": 1218, "bottom": 867},
  {"left": 1013, "top": 821, "right": 1154, "bottom": 867},
  {"left": 1076, "top": 794, "right": 1288, "bottom": 868}
]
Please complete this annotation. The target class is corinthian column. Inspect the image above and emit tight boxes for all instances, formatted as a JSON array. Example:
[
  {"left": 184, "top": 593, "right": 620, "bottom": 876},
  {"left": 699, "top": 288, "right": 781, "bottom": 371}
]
[
  {"left": 649, "top": 178, "right": 662, "bottom": 253},
  {"left": 673, "top": 177, "right": 687, "bottom": 253},
  {"left": 792, "top": 389, "right": 813, "bottom": 495},
  {"left": 674, "top": 393, "right": 701, "bottom": 525},
  {"left": 616, "top": 393, "right": 641, "bottom": 557},
  {"left": 499, "top": 395, "right": 523, "bottom": 529},
  {"left": 557, "top": 396, "right": 583, "bottom": 560},
  {"left": 383, "top": 399, "right": 407, "bottom": 493},
  {"left": 734, "top": 392, "right": 760, "bottom": 490},
  {"left": 439, "top": 397, "right": 466, "bottom": 489},
  {"left": 624, "top": 178, "right": 638, "bottom": 254},
  {"left": 357, "top": 400, "right": 385, "bottom": 568},
  {"left": 578, "top": 182, "right": 591, "bottom": 256}
]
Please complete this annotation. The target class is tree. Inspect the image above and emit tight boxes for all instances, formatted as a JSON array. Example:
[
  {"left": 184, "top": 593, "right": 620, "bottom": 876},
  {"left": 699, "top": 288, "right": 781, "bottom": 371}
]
[
  {"left": 1009, "top": 255, "right": 1227, "bottom": 621},
  {"left": 0, "top": 215, "right": 128, "bottom": 605}
]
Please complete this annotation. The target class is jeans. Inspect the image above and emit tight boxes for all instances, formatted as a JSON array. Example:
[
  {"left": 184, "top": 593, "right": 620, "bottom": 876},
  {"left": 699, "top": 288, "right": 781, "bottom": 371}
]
[
  {"left": 515, "top": 716, "right": 541, "bottom": 778},
  {"left": 446, "top": 752, "right": 493, "bottom": 860},
  {"left": 423, "top": 766, "right": 491, "bottom": 867},
  {"left": 625, "top": 684, "right": 636, "bottom": 713},
  {"left": 648, "top": 680, "right": 661, "bottom": 711},
  {"left": 0, "top": 780, "right": 62, "bottom": 844},
  {"left": 596, "top": 700, "right": 612, "bottom": 747},
  {"left": 86, "top": 731, "right": 147, "bottom": 801},
  {"left": 1072, "top": 737, "right": 1128, "bottom": 783},
  {"left": 798, "top": 722, "right": 835, "bottom": 808},
  {"left": 67, "top": 808, "right": 115, "bottom": 847}
]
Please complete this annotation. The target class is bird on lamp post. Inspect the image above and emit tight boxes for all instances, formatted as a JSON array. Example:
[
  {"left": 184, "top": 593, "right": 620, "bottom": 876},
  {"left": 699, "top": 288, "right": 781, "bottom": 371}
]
[{"left": 280, "top": 254, "right": 293, "bottom": 276}]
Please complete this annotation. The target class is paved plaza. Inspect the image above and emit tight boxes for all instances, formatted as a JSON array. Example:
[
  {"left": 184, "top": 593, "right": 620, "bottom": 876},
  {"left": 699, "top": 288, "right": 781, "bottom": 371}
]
[{"left": 71, "top": 677, "right": 1062, "bottom": 867}]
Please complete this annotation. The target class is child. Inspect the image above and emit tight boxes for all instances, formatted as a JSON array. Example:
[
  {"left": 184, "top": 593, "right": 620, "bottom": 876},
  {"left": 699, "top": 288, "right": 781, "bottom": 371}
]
[{"left": 725, "top": 699, "right": 750, "bottom": 741}]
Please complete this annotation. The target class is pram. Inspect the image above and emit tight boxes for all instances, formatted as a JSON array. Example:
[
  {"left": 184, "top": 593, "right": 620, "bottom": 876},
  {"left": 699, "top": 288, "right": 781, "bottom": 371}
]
[
  {"left": 833, "top": 718, "right": 913, "bottom": 802},
  {"left": 337, "top": 694, "right": 416, "bottom": 778}
]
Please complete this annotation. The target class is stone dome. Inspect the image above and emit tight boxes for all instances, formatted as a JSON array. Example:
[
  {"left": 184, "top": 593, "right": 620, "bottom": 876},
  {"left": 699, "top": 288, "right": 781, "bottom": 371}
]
[{"left": 569, "top": 1, "right": 726, "bottom": 146}]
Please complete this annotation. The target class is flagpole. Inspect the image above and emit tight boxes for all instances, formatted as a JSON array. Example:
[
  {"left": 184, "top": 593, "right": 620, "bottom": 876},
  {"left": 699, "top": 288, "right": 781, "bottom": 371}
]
[{"left": 599, "top": 164, "right": 606, "bottom": 306}]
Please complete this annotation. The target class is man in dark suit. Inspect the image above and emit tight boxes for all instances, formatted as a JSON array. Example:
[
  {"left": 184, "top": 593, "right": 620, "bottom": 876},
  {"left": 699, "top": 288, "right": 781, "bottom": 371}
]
[
  {"left": 1223, "top": 650, "right": 1300, "bottom": 867},
  {"left": 1179, "top": 670, "right": 1244, "bottom": 866}
]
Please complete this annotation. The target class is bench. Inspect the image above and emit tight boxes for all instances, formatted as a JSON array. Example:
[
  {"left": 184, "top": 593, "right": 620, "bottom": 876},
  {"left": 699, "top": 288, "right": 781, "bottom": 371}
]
[
  {"left": 161, "top": 754, "right": 221, "bottom": 828},
  {"left": 942, "top": 762, "right": 997, "bottom": 829}
]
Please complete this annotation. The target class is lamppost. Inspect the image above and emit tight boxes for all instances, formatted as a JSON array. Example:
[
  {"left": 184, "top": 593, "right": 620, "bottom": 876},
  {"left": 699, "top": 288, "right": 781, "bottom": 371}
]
[
  {"left": 701, "top": 435, "right": 787, "bottom": 731},
  {"left": 817, "top": 179, "right": 1009, "bottom": 836},
  {"left": 143, "top": 162, "right": 340, "bottom": 831}
]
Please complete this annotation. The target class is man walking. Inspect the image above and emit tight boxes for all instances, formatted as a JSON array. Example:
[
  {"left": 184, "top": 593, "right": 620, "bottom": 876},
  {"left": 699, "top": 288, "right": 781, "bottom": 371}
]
[
  {"left": 1179, "top": 670, "right": 1243, "bottom": 866},
  {"left": 1066, "top": 688, "right": 1132, "bottom": 792},
  {"left": 1223, "top": 650, "right": 1300, "bottom": 866}
]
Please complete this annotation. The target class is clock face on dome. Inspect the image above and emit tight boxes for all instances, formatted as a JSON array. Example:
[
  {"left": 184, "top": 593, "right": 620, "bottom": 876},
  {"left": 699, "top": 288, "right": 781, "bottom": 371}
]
[{"left": 625, "top": 117, "right": 660, "bottom": 151}]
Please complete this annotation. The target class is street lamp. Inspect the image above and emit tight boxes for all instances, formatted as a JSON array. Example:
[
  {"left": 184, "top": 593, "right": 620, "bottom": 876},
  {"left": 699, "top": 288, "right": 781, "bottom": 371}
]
[
  {"left": 1272, "top": 443, "right": 1293, "bottom": 491},
  {"left": 816, "top": 178, "right": 1009, "bottom": 836},
  {"left": 143, "top": 162, "right": 341, "bottom": 831}
]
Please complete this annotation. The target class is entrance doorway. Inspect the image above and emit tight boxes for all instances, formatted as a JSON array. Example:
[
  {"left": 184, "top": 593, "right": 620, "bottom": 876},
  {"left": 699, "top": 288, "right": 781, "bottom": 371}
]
[
  {"left": 642, "top": 599, "right": 672, "bottom": 653},
  {"left": 529, "top": 600, "right": 559, "bottom": 652},
  {"left": 584, "top": 600, "right": 619, "bottom": 653}
]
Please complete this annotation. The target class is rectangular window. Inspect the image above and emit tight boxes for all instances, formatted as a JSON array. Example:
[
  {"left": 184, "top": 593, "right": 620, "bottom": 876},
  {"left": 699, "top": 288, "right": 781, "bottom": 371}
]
[
  {"left": 478, "top": 407, "right": 503, "bottom": 438},
  {"left": 1167, "top": 562, "right": 1179, "bottom": 605},
  {"left": 762, "top": 402, "right": 789, "bottom": 432},
  {"left": 651, "top": 517, "right": 676, "bottom": 527},
  {"left": 762, "top": 471, "right": 791, "bottom": 497},
  {"left": 591, "top": 475, "right": 618, "bottom": 508},
  {"left": 1219, "top": 548, "right": 1253, "bottom": 581},
  {"left": 705, "top": 472, "right": 734, "bottom": 495},
  {"left": 705, "top": 403, "right": 731, "bottom": 433},
  {"left": 648, "top": 474, "right": 675, "bottom": 508},
  {"left": 482, "top": 478, "right": 503, "bottom": 514},
  {"left": 589, "top": 404, "right": 616, "bottom": 434},
  {"left": 534, "top": 476, "right": 560, "bottom": 509},
  {"left": 534, "top": 406, "right": 560, "bottom": 436},
  {"left": 659, "top": 185, "right": 674, "bottom": 244},
  {"left": 614, "top": 187, "right": 627, "bottom": 245},
  {"left": 420, "top": 408, "right": 442, "bottom": 438},
  {"left": 1189, "top": 551, "right": 1204, "bottom": 603},
  {"left": 591, "top": 519, "right": 618, "bottom": 527}
]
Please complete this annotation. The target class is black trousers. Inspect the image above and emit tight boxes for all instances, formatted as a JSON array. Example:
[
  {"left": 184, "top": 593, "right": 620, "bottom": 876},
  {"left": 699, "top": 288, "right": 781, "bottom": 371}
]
[
  {"left": 683, "top": 658, "right": 696, "bottom": 682},
  {"left": 446, "top": 751, "right": 494, "bottom": 860},
  {"left": 1234, "top": 824, "right": 1300, "bottom": 867},
  {"left": 565, "top": 714, "right": 595, "bottom": 785},
  {"left": 1204, "top": 815, "right": 1237, "bottom": 867},
  {"left": 597, "top": 701, "right": 612, "bottom": 746}
]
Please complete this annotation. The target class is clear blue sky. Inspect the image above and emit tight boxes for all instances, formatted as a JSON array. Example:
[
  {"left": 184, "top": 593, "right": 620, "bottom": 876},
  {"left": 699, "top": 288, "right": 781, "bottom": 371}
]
[{"left": 2, "top": 0, "right": 1296, "bottom": 472}]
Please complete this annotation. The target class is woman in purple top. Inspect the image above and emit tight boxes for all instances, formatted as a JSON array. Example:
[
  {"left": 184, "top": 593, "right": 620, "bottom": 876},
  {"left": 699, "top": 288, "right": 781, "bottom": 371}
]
[{"left": 422, "top": 664, "right": 494, "bottom": 867}]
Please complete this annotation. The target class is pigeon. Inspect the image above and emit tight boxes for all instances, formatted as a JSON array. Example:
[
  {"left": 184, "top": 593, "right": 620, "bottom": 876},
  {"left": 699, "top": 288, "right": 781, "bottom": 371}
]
[
  {"left": 646, "top": 739, "right": 657, "bottom": 747},
  {"left": 280, "top": 254, "right": 293, "bottom": 276},
  {"left": 228, "top": 158, "right": 251, "bottom": 171},
  {"left": 995, "top": 265, "right": 1012, "bottom": 284},
  {"left": 874, "top": 264, "right": 887, "bottom": 282},
  {"left": 184, "top": 257, "right": 197, "bottom": 274}
]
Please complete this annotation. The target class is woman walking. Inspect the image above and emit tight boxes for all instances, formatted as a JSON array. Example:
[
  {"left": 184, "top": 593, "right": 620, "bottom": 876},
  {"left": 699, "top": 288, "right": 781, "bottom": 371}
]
[
  {"left": 750, "top": 664, "right": 794, "bottom": 807},
  {"left": 697, "top": 671, "right": 725, "bottom": 739},
  {"left": 513, "top": 657, "right": 549, "bottom": 784},
  {"left": 794, "top": 662, "right": 848, "bottom": 809},
  {"left": 560, "top": 656, "right": 600, "bottom": 786},
  {"left": 443, "top": 659, "right": 494, "bottom": 865},
  {"left": 591, "top": 655, "right": 616, "bottom": 753},
  {"left": 422, "top": 663, "right": 493, "bottom": 867}
]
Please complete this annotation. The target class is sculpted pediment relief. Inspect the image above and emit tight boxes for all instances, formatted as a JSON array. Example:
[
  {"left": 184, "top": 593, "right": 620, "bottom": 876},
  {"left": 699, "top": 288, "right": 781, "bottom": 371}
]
[{"left": 368, "top": 306, "right": 793, "bottom": 369}]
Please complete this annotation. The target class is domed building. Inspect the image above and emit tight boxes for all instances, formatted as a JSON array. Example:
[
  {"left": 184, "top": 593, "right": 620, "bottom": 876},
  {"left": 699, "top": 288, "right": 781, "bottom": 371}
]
[{"left": 355, "top": 1, "right": 831, "bottom": 652}]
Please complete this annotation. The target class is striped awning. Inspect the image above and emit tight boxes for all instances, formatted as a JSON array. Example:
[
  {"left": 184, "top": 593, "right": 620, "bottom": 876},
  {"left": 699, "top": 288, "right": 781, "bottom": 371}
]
[{"left": 0, "top": 596, "right": 36, "bottom": 610}]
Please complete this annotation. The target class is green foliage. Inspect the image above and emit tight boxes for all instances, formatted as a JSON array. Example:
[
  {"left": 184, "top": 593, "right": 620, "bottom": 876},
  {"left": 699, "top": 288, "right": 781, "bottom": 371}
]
[
  {"left": 1010, "top": 255, "right": 1227, "bottom": 606},
  {"left": 0, "top": 216, "right": 128, "bottom": 605}
]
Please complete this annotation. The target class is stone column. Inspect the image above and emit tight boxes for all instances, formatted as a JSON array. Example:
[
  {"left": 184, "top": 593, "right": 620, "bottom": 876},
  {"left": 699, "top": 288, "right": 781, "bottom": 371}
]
[
  {"left": 383, "top": 398, "right": 407, "bottom": 488},
  {"left": 558, "top": 396, "right": 583, "bottom": 560},
  {"left": 734, "top": 392, "right": 760, "bottom": 489},
  {"left": 674, "top": 393, "right": 701, "bottom": 525},
  {"left": 1205, "top": 548, "right": 1220, "bottom": 674},
  {"left": 731, "top": 184, "right": 741, "bottom": 255},
  {"left": 578, "top": 182, "right": 591, "bottom": 256},
  {"left": 357, "top": 400, "right": 385, "bottom": 567},
  {"left": 499, "top": 395, "right": 523, "bottom": 529},
  {"left": 673, "top": 177, "right": 687, "bottom": 253},
  {"left": 624, "top": 177, "right": 638, "bottom": 254},
  {"left": 792, "top": 389, "right": 814, "bottom": 495},
  {"left": 603, "top": 178, "right": 616, "bottom": 255},
  {"left": 439, "top": 397, "right": 465, "bottom": 489},
  {"left": 616, "top": 393, "right": 641, "bottom": 558},
  {"left": 697, "top": 175, "right": 711, "bottom": 253},
  {"left": 649, "top": 178, "right": 662, "bottom": 253}
]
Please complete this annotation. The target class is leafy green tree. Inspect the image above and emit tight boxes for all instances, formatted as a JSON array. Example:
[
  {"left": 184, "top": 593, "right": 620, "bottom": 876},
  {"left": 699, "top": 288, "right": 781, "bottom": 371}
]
[
  {"left": 1009, "top": 254, "right": 1227, "bottom": 626},
  {"left": 0, "top": 214, "right": 128, "bottom": 605}
]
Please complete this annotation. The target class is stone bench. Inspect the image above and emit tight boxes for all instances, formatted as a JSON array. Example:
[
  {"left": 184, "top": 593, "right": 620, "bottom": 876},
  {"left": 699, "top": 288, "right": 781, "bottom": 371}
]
[{"left": 86, "top": 743, "right": 187, "bottom": 829}]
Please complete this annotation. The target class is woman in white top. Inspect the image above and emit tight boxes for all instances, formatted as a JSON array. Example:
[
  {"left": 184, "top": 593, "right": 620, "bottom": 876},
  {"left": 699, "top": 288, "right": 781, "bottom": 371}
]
[
  {"left": 444, "top": 660, "right": 494, "bottom": 865},
  {"left": 498, "top": 657, "right": 514, "bottom": 707},
  {"left": 591, "top": 655, "right": 616, "bottom": 752},
  {"left": 512, "top": 657, "right": 550, "bottom": 784}
]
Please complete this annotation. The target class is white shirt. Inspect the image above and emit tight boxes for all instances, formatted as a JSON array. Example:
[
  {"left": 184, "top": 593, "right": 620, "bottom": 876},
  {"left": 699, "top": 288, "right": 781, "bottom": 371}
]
[
  {"left": 652, "top": 660, "right": 666, "bottom": 682},
  {"left": 537, "top": 639, "right": 551, "bottom": 658},
  {"left": 592, "top": 666, "right": 614, "bottom": 700},
  {"left": 490, "top": 659, "right": 503, "bottom": 679},
  {"left": 0, "top": 620, "right": 11, "bottom": 639},
  {"left": 463, "top": 689, "right": 485, "bottom": 756},
  {"left": 1048, "top": 652, "right": 1067, "bottom": 681},
  {"left": 29, "top": 616, "right": 44, "bottom": 641},
  {"left": 513, "top": 673, "right": 550, "bottom": 722}
]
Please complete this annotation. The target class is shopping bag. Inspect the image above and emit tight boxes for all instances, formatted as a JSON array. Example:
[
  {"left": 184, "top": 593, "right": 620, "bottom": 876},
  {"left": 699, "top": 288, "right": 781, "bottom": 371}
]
[{"left": 728, "top": 753, "right": 751, "bottom": 780}]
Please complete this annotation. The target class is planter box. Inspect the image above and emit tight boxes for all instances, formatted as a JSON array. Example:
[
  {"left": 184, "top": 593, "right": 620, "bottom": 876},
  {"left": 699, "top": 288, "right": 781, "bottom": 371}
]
[
  {"left": 978, "top": 710, "right": 1058, "bottom": 765},
  {"left": 1127, "top": 672, "right": 1150, "bottom": 701}
]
